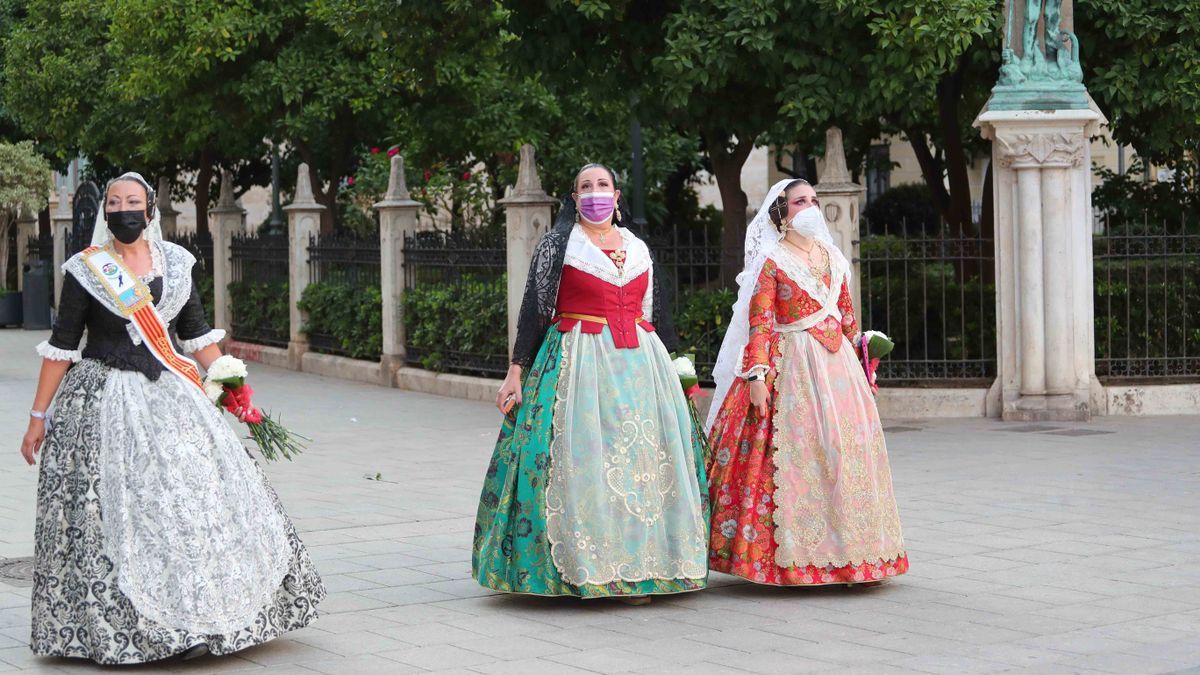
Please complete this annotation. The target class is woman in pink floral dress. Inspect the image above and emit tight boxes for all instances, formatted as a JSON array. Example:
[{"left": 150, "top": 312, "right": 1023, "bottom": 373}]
[{"left": 704, "top": 178, "right": 907, "bottom": 586}]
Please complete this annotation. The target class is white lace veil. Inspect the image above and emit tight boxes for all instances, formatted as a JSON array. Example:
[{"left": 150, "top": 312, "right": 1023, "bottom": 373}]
[
  {"left": 704, "top": 178, "right": 838, "bottom": 431},
  {"left": 90, "top": 171, "right": 163, "bottom": 247}
]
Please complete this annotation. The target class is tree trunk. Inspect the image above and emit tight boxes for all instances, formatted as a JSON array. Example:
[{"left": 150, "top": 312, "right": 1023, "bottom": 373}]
[
  {"left": 195, "top": 148, "right": 212, "bottom": 236},
  {"left": 906, "top": 128, "right": 952, "bottom": 226},
  {"left": 709, "top": 132, "right": 755, "bottom": 286},
  {"left": 0, "top": 217, "right": 11, "bottom": 291},
  {"left": 936, "top": 54, "right": 974, "bottom": 236}
]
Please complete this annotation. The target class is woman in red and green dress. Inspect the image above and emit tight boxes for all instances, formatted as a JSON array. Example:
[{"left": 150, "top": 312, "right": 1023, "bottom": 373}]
[{"left": 704, "top": 178, "right": 907, "bottom": 586}]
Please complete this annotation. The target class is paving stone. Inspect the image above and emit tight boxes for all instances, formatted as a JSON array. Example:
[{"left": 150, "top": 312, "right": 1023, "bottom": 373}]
[{"left": 0, "top": 329, "right": 1197, "bottom": 674}]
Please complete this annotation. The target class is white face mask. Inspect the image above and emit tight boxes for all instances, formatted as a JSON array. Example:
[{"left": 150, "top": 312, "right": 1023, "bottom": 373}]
[{"left": 789, "top": 205, "right": 827, "bottom": 239}]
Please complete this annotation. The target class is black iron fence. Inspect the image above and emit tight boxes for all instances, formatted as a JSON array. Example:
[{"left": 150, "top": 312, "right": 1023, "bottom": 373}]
[
  {"left": 169, "top": 231, "right": 215, "bottom": 323},
  {"left": 1094, "top": 215, "right": 1200, "bottom": 380},
  {"left": 26, "top": 234, "right": 52, "bottom": 262},
  {"left": 303, "top": 233, "right": 382, "bottom": 360},
  {"left": 402, "top": 228, "right": 508, "bottom": 377},
  {"left": 856, "top": 218, "right": 997, "bottom": 384},
  {"left": 648, "top": 223, "right": 726, "bottom": 384},
  {"left": 230, "top": 231, "right": 289, "bottom": 347}
]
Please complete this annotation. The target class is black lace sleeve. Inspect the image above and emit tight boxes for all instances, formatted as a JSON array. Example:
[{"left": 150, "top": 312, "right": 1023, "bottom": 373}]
[
  {"left": 511, "top": 229, "right": 569, "bottom": 368},
  {"left": 650, "top": 252, "right": 680, "bottom": 353},
  {"left": 48, "top": 274, "right": 90, "bottom": 351},
  {"left": 173, "top": 281, "right": 213, "bottom": 342}
]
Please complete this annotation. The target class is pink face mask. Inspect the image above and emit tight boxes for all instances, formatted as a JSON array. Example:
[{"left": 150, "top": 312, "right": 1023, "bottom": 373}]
[{"left": 578, "top": 191, "right": 616, "bottom": 224}]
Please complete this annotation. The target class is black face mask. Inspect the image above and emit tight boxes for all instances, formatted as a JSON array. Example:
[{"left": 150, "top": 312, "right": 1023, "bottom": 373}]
[{"left": 107, "top": 210, "right": 148, "bottom": 244}]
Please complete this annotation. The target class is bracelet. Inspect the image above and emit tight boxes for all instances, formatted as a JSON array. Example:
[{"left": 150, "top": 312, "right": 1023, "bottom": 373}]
[
  {"left": 30, "top": 410, "right": 47, "bottom": 420},
  {"left": 746, "top": 373, "right": 762, "bottom": 382}
]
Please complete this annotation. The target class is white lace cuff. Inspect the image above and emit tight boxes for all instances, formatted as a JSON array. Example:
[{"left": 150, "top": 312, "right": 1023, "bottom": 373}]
[
  {"left": 741, "top": 364, "right": 769, "bottom": 380},
  {"left": 36, "top": 340, "right": 82, "bottom": 363},
  {"left": 179, "top": 329, "right": 226, "bottom": 353}
]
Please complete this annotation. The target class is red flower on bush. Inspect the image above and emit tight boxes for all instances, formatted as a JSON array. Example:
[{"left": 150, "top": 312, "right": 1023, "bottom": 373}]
[
  {"left": 423, "top": 169, "right": 432, "bottom": 181},
  {"left": 387, "top": 147, "right": 400, "bottom": 157},
  {"left": 369, "top": 147, "right": 381, "bottom": 154},
  {"left": 461, "top": 171, "right": 472, "bottom": 181},
  {"left": 346, "top": 176, "right": 356, "bottom": 186}
]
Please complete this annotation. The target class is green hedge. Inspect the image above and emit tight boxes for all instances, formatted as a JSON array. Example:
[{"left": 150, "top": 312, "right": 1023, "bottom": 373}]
[
  {"left": 404, "top": 274, "right": 507, "bottom": 372},
  {"left": 1094, "top": 256, "right": 1200, "bottom": 362},
  {"left": 675, "top": 287, "right": 736, "bottom": 382},
  {"left": 228, "top": 279, "right": 289, "bottom": 343},
  {"left": 298, "top": 281, "right": 383, "bottom": 360}
]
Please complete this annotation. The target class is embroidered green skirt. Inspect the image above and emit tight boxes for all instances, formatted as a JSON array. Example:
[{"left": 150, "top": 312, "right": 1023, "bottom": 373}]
[{"left": 472, "top": 326, "right": 710, "bottom": 598}]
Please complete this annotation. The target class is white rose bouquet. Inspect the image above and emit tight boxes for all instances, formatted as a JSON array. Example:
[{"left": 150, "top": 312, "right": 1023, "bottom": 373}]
[
  {"left": 858, "top": 330, "right": 895, "bottom": 394},
  {"left": 204, "top": 355, "right": 309, "bottom": 461},
  {"left": 673, "top": 353, "right": 700, "bottom": 400}
]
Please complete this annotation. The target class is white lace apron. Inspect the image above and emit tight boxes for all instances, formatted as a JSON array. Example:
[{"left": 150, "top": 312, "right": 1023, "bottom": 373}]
[{"left": 65, "top": 241, "right": 290, "bottom": 634}]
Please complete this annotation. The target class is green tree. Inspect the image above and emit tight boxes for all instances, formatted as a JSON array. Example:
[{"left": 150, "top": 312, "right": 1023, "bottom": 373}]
[{"left": 0, "top": 140, "right": 52, "bottom": 290}]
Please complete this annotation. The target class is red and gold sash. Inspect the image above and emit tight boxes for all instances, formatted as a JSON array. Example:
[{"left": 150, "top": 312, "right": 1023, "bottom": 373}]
[{"left": 80, "top": 245, "right": 204, "bottom": 391}]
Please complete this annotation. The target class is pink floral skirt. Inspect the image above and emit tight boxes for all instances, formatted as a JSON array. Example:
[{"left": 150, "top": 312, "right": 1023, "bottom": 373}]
[{"left": 707, "top": 330, "right": 907, "bottom": 585}]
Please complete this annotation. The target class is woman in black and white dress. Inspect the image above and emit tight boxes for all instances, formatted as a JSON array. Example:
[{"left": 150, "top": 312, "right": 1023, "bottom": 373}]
[{"left": 17, "top": 172, "right": 324, "bottom": 664}]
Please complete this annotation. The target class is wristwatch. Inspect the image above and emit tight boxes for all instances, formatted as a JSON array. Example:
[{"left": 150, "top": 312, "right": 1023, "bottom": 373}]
[{"left": 746, "top": 373, "right": 762, "bottom": 382}]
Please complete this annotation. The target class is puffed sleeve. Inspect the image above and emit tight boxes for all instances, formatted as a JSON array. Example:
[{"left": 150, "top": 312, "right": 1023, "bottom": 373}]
[
  {"left": 175, "top": 281, "right": 225, "bottom": 353},
  {"left": 36, "top": 273, "right": 88, "bottom": 362},
  {"left": 739, "top": 259, "right": 777, "bottom": 378}
]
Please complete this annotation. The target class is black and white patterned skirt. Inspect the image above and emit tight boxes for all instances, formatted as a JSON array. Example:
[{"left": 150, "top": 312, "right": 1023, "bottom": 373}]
[{"left": 30, "top": 359, "right": 325, "bottom": 665}]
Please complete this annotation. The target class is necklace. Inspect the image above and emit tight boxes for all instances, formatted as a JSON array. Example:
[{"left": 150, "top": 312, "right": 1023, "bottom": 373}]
[{"left": 584, "top": 223, "right": 616, "bottom": 245}]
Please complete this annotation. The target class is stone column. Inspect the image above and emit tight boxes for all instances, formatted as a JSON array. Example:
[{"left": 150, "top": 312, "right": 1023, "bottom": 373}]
[
  {"left": 50, "top": 189, "right": 72, "bottom": 307},
  {"left": 976, "top": 106, "right": 1107, "bottom": 420},
  {"left": 208, "top": 171, "right": 244, "bottom": 336},
  {"left": 498, "top": 144, "right": 556, "bottom": 355},
  {"left": 814, "top": 126, "right": 867, "bottom": 315},
  {"left": 15, "top": 207, "right": 38, "bottom": 292},
  {"left": 375, "top": 155, "right": 422, "bottom": 385},
  {"left": 157, "top": 176, "right": 179, "bottom": 239},
  {"left": 283, "top": 163, "right": 325, "bottom": 369}
]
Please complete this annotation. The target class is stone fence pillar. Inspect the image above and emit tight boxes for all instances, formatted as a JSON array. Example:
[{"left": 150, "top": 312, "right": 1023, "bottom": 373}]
[
  {"left": 375, "top": 154, "right": 422, "bottom": 385},
  {"left": 208, "top": 171, "right": 244, "bottom": 337},
  {"left": 976, "top": 106, "right": 1107, "bottom": 421},
  {"left": 157, "top": 177, "right": 179, "bottom": 240},
  {"left": 15, "top": 207, "right": 38, "bottom": 292},
  {"left": 498, "top": 144, "right": 556, "bottom": 356},
  {"left": 815, "top": 126, "right": 866, "bottom": 315},
  {"left": 283, "top": 163, "right": 325, "bottom": 369},
  {"left": 50, "top": 189, "right": 72, "bottom": 308}
]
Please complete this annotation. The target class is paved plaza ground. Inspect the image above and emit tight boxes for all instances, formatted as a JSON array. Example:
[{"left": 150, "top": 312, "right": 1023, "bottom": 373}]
[{"left": 0, "top": 329, "right": 1198, "bottom": 674}]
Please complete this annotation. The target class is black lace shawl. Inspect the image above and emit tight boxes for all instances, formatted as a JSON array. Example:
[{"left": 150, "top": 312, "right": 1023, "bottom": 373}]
[{"left": 510, "top": 197, "right": 678, "bottom": 368}]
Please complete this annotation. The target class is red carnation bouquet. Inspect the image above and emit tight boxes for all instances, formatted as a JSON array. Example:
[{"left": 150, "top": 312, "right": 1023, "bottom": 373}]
[{"left": 203, "top": 355, "right": 309, "bottom": 461}]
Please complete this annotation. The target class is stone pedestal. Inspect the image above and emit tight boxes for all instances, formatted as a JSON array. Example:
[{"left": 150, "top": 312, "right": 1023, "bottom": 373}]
[
  {"left": 157, "top": 177, "right": 179, "bottom": 240},
  {"left": 50, "top": 190, "right": 72, "bottom": 308},
  {"left": 283, "top": 163, "right": 325, "bottom": 370},
  {"left": 15, "top": 208, "right": 38, "bottom": 292},
  {"left": 208, "top": 172, "right": 245, "bottom": 337},
  {"left": 498, "top": 144, "right": 556, "bottom": 356},
  {"left": 374, "top": 155, "right": 422, "bottom": 385},
  {"left": 976, "top": 105, "right": 1107, "bottom": 421},
  {"left": 814, "top": 127, "right": 866, "bottom": 315}
]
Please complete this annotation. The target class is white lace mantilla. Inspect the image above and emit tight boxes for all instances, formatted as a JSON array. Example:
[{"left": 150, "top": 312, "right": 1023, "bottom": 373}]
[
  {"left": 63, "top": 241, "right": 196, "bottom": 346},
  {"left": 97, "top": 367, "right": 290, "bottom": 634}
]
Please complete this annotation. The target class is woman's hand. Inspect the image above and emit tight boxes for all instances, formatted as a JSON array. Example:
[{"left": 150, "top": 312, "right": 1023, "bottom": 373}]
[
  {"left": 20, "top": 419, "right": 45, "bottom": 466},
  {"left": 496, "top": 364, "right": 523, "bottom": 414},
  {"left": 748, "top": 380, "right": 770, "bottom": 418}
]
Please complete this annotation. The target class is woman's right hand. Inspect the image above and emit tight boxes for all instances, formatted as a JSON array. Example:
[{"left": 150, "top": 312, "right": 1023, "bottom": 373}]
[
  {"left": 496, "top": 364, "right": 523, "bottom": 415},
  {"left": 20, "top": 418, "right": 45, "bottom": 466},
  {"left": 748, "top": 380, "right": 770, "bottom": 418}
]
